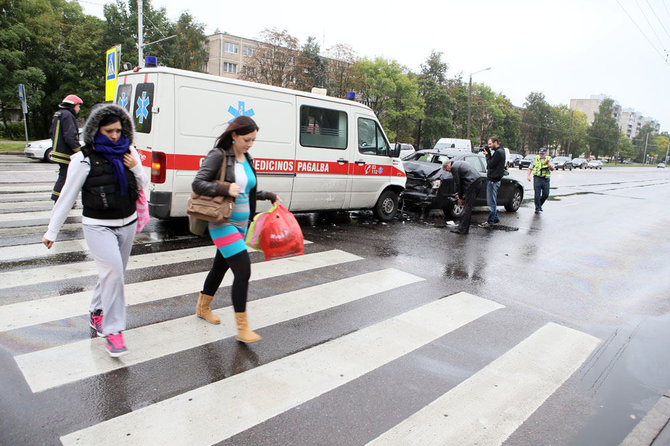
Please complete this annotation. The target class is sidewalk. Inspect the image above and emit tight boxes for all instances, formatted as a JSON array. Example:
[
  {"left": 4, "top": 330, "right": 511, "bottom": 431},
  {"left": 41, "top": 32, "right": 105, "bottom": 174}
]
[{"left": 620, "top": 388, "right": 670, "bottom": 446}]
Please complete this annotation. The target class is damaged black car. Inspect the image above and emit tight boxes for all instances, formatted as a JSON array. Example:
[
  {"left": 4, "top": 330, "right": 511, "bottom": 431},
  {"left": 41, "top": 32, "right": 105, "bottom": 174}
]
[{"left": 400, "top": 149, "right": 524, "bottom": 219}]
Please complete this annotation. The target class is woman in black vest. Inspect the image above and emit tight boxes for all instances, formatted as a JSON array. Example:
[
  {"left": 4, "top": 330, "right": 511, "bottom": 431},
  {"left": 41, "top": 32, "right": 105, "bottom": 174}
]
[{"left": 42, "top": 104, "right": 148, "bottom": 357}]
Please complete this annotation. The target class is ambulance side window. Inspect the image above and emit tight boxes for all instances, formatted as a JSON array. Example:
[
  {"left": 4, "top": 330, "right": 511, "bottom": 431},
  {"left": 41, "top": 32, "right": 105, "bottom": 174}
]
[
  {"left": 357, "top": 118, "right": 389, "bottom": 156},
  {"left": 133, "top": 83, "right": 154, "bottom": 134},
  {"left": 299, "top": 105, "right": 347, "bottom": 150},
  {"left": 116, "top": 84, "right": 133, "bottom": 113}
]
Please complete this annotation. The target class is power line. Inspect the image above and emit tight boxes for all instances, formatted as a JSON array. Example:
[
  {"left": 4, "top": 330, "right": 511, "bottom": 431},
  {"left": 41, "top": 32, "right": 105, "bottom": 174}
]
[
  {"left": 645, "top": 0, "right": 670, "bottom": 40},
  {"left": 616, "top": 0, "right": 670, "bottom": 64},
  {"left": 635, "top": 0, "right": 668, "bottom": 52}
]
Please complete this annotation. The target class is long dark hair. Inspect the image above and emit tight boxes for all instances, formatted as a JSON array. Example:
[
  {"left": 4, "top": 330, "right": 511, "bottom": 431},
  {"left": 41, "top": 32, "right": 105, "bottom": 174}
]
[{"left": 215, "top": 116, "right": 259, "bottom": 149}]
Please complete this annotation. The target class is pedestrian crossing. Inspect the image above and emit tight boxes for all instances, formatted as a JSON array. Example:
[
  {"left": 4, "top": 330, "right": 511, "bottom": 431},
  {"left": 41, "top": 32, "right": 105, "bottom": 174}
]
[{"left": 0, "top": 188, "right": 602, "bottom": 445}]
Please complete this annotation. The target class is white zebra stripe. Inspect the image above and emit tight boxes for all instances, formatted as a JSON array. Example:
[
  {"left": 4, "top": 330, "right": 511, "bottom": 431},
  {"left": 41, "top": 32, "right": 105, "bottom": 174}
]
[
  {"left": 17, "top": 267, "right": 425, "bottom": 393},
  {"left": 59, "top": 292, "right": 502, "bottom": 445},
  {"left": 366, "top": 322, "right": 600, "bottom": 446},
  {"left": 0, "top": 248, "right": 354, "bottom": 332}
]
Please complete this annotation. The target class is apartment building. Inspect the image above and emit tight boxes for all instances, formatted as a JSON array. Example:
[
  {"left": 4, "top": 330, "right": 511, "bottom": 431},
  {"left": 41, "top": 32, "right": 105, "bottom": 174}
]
[
  {"left": 570, "top": 94, "right": 660, "bottom": 139},
  {"left": 206, "top": 33, "right": 259, "bottom": 79}
]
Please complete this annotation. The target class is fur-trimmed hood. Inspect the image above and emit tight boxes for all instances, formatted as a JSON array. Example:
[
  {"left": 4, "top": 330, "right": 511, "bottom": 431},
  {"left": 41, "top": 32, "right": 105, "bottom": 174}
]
[{"left": 82, "top": 103, "right": 134, "bottom": 147}]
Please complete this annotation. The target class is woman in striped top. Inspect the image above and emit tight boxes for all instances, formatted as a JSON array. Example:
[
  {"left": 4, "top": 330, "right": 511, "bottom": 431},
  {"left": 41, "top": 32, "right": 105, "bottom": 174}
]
[{"left": 192, "top": 116, "right": 280, "bottom": 343}]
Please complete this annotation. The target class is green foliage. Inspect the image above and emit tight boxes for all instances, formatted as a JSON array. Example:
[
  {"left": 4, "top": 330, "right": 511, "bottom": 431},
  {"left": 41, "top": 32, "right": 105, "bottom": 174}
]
[
  {"left": 294, "top": 36, "right": 328, "bottom": 92},
  {"left": 350, "top": 57, "right": 423, "bottom": 142},
  {"left": 588, "top": 98, "right": 620, "bottom": 159},
  {"left": 520, "top": 92, "right": 552, "bottom": 152},
  {"left": 417, "top": 51, "right": 455, "bottom": 149}
]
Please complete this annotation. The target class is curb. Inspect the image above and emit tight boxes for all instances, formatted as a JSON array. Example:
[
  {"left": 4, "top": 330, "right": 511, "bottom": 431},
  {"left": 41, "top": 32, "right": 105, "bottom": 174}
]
[{"left": 620, "top": 389, "right": 670, "bottom": 446}]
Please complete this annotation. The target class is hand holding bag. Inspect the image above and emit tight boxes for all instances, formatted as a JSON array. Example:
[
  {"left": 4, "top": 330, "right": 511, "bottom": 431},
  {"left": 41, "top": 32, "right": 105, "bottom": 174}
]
[{"left": 187, "top": 152, "right": 235, "bottom": 223}]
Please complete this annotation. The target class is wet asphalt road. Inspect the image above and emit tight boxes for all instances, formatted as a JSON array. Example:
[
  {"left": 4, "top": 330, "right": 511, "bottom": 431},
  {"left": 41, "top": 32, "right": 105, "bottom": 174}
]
[{"left": 1, "top": 154, "right": 669, "bottom": 445}]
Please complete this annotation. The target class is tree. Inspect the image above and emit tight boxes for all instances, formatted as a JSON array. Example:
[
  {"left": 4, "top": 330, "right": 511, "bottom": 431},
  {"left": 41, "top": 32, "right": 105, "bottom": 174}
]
[
  {"left": 241, "top": 28, "right": 300, "bottom": 88},
  {"left": 349, "top": 57, "right": 423, "bottom": 142},
  {"left": 616, "top": 133, "right": 637, "bottom": 162},
  {"left": 324, "top": 43, "right": 356, "bottom": 98},
  {"left": 1, "top": 0, "right": 106, "bottom": 138},
  {"left": 294, "top": 36, "right": 328, "bottom": 92},
  {"left": 587, "top": 98, "right": 620, "bottom": 159},
  {"left": 171, "top": 12, "right": 208, "bottom": 72},
  {"left": 632, "top": 123, "right": 659, "bottom": 163},
  {"left": 520, "top": 92, "right": 552, "bottom": 153},
  {"left": 416, "top": 51, "right": 455, "bottom": 149}
]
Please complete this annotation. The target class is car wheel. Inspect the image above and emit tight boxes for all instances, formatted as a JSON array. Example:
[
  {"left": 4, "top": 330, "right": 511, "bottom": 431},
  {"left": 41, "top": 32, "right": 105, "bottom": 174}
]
[
  {"left": 44, "top": 148, "right": 53, "bottom": 163},
  {"left": 504, "top": 187, "right": 523, "bottom": 212},
  {"left": 446, "top": 201, "right": 465, "bottom": 219},
  {"left": 373, "top": 189, "right": 398, "bottom": 222}
]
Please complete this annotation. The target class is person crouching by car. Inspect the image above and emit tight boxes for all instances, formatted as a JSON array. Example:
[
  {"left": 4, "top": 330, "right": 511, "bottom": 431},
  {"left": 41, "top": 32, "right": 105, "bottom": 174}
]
[
  {"left": 443, "top": 160, "right": 486, "bottom": 234},
  {"left": 42, "top": 104, "right": 148, "bottom": 357}
]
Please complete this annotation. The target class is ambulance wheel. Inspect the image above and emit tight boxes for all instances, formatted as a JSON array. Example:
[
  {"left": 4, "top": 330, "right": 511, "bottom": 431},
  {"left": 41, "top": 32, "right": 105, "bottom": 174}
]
[{"left": 373, "top": 190, "right": 398, "bottom": 222}]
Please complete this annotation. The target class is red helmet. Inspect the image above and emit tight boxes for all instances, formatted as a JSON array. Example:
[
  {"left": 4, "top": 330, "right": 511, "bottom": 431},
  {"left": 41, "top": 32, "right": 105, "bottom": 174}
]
[{"left": 62, "top": 94, "right": 83, "bottom": 105}]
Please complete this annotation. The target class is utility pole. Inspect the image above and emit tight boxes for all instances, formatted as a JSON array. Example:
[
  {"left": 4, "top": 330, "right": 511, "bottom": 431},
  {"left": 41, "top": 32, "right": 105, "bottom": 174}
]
[
  {"left": 643, "top": 133, "right": 649, "bottom": 164},
  {"left": 137, "top": 0, "right": 144, "bottom": 67},
  {"left": 665, "top": 139, "right": 669, "bottom": 163}
]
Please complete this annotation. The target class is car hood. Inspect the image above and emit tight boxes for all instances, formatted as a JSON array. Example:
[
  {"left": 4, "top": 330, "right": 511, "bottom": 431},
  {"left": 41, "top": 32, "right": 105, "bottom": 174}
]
[{"left": 402, "top": 161, "right": 444, "bottom": 180}]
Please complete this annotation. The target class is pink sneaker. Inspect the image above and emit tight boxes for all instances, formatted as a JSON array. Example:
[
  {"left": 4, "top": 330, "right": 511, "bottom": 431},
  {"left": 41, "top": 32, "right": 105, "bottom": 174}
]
[
  {"left": 106, "top": 332, "right": 128, "bottom": 357},
  {"left": 89, "top": 310, "right": 103, "bottom": 336}
]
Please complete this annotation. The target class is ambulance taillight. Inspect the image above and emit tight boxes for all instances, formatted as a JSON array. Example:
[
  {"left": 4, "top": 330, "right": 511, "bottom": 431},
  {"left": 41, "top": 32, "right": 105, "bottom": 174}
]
[{"left": 151, "top": 151, "right": 166, "bottom": 183}]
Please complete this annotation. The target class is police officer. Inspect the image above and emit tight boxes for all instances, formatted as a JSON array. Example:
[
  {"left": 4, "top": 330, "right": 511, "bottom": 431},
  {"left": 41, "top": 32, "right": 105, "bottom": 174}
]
[
  {"left": 527, "top": 147, "right": 554, "bottom": 214},
  {"left": 49, "top": 94, "right": 83, "bottom": 202}
]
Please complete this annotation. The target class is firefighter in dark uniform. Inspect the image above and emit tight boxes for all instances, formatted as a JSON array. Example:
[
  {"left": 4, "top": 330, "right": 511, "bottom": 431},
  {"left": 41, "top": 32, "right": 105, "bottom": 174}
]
[{"left": 49, "top": 94, "right": 83, "bottom": 202}]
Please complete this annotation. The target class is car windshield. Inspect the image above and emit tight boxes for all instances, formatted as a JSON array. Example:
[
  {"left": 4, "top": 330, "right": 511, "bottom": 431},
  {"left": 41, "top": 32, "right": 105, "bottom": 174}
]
[{"left": 524, "top": 155, "right": 535, "bottom": 160}]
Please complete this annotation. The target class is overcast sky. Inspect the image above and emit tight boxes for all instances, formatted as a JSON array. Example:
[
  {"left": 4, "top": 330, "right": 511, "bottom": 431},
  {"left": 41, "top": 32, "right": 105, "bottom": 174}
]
[{"left": 81, "top": 0, "right": 670, "bottom": 133}]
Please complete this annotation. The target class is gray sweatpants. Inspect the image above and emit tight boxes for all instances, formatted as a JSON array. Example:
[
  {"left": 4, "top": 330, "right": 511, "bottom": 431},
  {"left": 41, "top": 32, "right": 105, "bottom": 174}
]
[{"left": 83, "top": 222, "right": 136, "bottom": 335}]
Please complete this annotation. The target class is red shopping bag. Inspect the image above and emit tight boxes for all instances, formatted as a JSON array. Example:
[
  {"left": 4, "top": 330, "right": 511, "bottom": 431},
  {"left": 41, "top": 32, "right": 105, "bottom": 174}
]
[{"left": 259, "top": 205, "right": 304, "bottom": 260}]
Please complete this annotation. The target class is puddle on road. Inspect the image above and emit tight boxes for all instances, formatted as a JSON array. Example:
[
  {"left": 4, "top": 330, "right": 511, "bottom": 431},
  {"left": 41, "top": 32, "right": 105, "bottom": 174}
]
[{"left": 569, "top": 313, "right": 670, "bottom": 445}]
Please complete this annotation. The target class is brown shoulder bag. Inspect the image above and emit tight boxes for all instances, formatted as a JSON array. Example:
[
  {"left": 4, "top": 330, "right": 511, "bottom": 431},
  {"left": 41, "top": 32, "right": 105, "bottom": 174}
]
[{"left": 186, "top": 152, "right": 234, "bottom": 223}]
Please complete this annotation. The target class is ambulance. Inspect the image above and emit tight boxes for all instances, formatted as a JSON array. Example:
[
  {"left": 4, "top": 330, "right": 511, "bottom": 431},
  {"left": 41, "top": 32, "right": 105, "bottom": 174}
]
[{"left": 113, "top": 66, "right": 406, "bottom": 221}]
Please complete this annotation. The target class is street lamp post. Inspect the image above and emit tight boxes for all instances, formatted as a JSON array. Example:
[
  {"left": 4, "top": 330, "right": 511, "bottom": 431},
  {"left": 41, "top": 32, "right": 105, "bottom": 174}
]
[{"left": 467, "top": 67, "right": 491, "bottom": 142}]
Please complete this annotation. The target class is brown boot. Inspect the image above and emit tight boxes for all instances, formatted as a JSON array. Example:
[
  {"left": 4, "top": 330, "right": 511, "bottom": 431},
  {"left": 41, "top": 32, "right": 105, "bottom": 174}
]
[
  {"left": 234, "top": 312, "right": 261, "bottom": 343},
  {"left": 195, "top": 292, "right": 221, "bottom": 324}
]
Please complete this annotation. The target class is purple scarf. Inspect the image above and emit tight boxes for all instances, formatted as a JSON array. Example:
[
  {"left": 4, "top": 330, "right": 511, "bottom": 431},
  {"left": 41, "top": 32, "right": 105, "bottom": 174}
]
[{"left": 93, "top": 133, "right": 131, "bottom": 196}]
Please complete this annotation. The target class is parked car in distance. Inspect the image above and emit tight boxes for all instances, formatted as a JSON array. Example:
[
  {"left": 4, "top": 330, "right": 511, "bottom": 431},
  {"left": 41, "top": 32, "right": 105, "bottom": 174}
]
[
  {"left": 658, "top": 162, "right": 666, "bottom": 168},
  {"left": 553, "top": 156, "right": 573, "bottom": 171},
  {"left": 587, "top": 160, "right": 603, "bottom": 169},
  {"left": 401, "top": 149, "right": 524, "bottom": 219},
  {"left": 24, "top": 129, "right": 84, "bottom": 163},
  {"left": 507, "top": 153, "right": 522, "bottom": 168},
  {"left": 571, "top": 158, "right": 588, "bottom": 169},
  {"left": 392, "top": 143, "right": 416, "bottom": 160},
  {"left": 519, "top": 154, "right": 536, "bottom": 170}
]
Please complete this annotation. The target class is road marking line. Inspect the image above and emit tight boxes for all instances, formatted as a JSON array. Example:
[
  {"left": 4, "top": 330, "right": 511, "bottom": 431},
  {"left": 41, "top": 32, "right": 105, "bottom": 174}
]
[
  {"left": 0, "top": 208, "right": 79, "bottom": 223},
  {"left": 0, "top": 223, "right": 79, "bottom": 237},
  {"left": 0, "top": 246, "right": 215, "bottom": 289},
  {"left": 0, "top": 192, "right": 51, "bottom": 201},
  {"left": 58, "top": 292, "right": 501, "bottom": 445},
  {"left": 366, "top": 322, "right": 601, "bottom": 446},
  {"left": 18, "top": 267, "right": 425, "bottom": 393},
  {"left": 0, "top": 248, "right": 350, "bottom": 332},
  {"left": 0, "top": 185, "right": 52, "bottom": 193},
  {"left": 0, "top": 200, "right": 53, "bottom": 209}
]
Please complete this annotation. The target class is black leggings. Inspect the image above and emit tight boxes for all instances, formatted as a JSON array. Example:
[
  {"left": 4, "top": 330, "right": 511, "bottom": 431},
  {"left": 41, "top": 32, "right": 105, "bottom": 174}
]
[{"left": 202, "top": 249, "right": 251, "bottom": 312}]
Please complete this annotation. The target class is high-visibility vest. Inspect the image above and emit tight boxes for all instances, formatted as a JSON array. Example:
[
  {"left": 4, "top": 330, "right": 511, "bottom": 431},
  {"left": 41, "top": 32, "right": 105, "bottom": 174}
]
[{"left": 532, "top": 155, "right": 552, "bottom": 178}]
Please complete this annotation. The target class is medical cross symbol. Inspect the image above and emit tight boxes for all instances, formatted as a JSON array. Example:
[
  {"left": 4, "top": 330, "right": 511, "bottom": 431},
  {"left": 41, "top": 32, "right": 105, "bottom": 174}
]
[
  {"left": 136, "top": 92, "right": 149, "bottom": 124},
  {"left": 118, "top": 92, "right": 129, "bottom": 109},
  {"left": 227, "top": 101, "right": 255, "bottom": 122}
]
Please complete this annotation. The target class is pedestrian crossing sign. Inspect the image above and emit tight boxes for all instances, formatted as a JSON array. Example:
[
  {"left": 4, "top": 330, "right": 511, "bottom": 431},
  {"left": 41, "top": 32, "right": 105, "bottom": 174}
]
[{"left": 105, "top": 46, "right": 120, "bottom": 102}]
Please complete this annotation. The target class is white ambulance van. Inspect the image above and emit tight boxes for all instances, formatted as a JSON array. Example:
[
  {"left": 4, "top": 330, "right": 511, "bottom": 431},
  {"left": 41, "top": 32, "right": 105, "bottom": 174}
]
[{"left": 113, "top": 66, "right": 405, "bottom": 221}]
